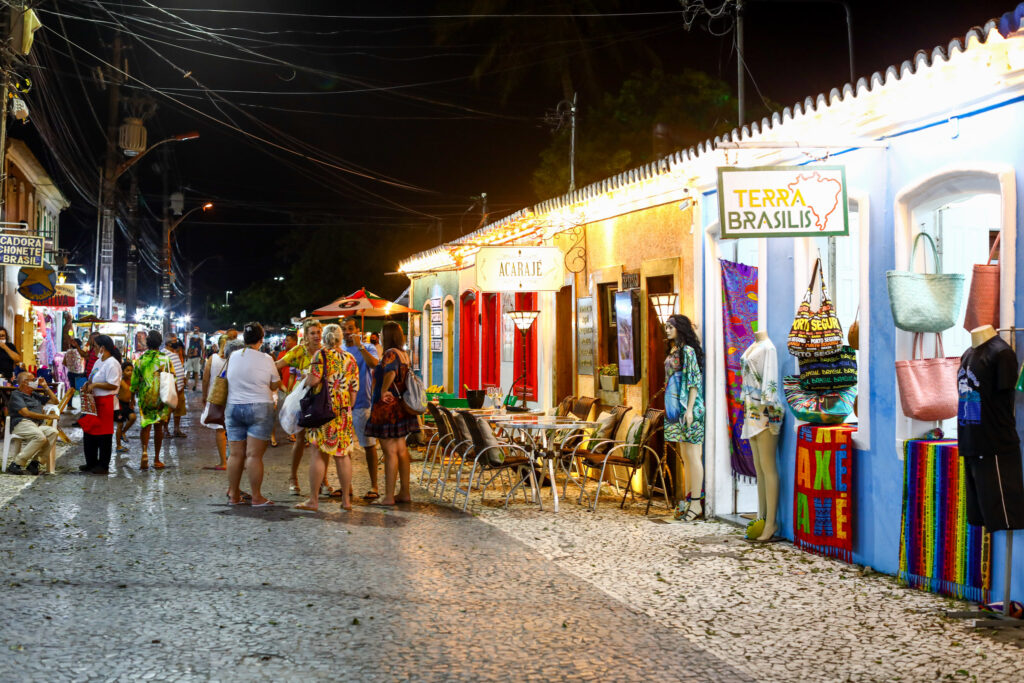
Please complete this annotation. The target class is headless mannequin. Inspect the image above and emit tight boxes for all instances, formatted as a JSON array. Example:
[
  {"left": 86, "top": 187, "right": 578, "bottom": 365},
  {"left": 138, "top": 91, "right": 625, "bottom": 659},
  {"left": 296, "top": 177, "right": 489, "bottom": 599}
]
[
  {"left": 747, "top": 330, "right": 780, "bottom": 541},
  {"left": 666, "top": 324, "right": 704, "bottom": 519},
  {"left": 971, "top": 324, "right": 997, "bottom": 348}
]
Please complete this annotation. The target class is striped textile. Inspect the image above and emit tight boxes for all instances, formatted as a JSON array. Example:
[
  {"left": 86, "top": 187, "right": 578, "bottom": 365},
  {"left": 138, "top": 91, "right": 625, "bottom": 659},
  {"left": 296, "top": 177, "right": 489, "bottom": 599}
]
[
  {"left": 794, "top": 424, "right": 855, "bottom": 563},
  {"left": 899, "top": 440, "right": 991, "bottom": 603}
]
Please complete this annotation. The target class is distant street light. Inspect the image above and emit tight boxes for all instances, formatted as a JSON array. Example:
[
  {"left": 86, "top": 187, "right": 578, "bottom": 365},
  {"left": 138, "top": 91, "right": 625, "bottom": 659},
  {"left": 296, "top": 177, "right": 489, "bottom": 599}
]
[
  {"left": 162, "top": 202, "right": 213, "bottom": 335},
  {"left": 273, "top": 275, "right": 285, "bottom": 282},
  {"left": 225, "top": 290, "right": 233, "bottom": 306}
]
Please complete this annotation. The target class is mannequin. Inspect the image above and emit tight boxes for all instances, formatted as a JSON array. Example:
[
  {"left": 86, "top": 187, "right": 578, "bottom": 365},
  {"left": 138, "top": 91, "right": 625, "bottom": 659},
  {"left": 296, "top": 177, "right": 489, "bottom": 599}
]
[
  {"left": 664, "top": 314, "right": 706, "bottom": 521},
  {"left": 740, "top": 330, "right": 784, "bottom": 541},
  {"left": 956, "top": 325, "right": 1024, "bottom": 531}
]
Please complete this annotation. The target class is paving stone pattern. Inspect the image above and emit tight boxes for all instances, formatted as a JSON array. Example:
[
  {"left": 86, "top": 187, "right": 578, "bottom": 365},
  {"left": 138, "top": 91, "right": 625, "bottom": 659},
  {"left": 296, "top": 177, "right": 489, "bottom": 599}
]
[
  {"left": 0, "top": 399, "right": 748, "bottom": 682},
  {"left": 420, "top": 454, "right": 1024, "bottom": 682}
]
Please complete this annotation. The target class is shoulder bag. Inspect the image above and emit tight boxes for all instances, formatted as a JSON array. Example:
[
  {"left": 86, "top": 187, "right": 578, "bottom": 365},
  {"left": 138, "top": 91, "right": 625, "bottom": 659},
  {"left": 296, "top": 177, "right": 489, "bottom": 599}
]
[
  {"left": 159, "top": 361, "right": 178, "bottom": 410},
  {"left": 798, "top": 345, "right": 857, "bottom": 391},
  {"left": 202, "top": 357, "right": 229, "bottom": 426},
  {"left": 894, "top": 333, "right": 959, "bottom": 422},
  {"left": 401, "top": 362, "right": 427, "bottom": 416},
  {"left": 297, "top": 350, "right": 336, "bottom": 429},
  {"left": 787, "top": 257, "right": 844, "bottom": 359},
  {"left": 886, "top": 232, "right": 965, "bottom": 333},
  {"left": 963, "top": 232, "right": 1001, "bottom": 332}
]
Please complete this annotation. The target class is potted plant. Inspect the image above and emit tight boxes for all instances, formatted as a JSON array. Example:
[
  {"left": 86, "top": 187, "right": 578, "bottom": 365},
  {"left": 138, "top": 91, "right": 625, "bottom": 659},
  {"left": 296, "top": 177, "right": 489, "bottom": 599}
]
[{"left": 598, "top": 364, "right": 619, "bottom": 391}]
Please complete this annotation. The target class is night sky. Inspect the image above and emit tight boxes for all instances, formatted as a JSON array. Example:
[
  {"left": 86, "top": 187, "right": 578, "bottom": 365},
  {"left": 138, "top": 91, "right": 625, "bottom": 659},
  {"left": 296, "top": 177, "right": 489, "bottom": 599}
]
[{"left": 20, "top": 0, "right": 1018, "bottom": 320}]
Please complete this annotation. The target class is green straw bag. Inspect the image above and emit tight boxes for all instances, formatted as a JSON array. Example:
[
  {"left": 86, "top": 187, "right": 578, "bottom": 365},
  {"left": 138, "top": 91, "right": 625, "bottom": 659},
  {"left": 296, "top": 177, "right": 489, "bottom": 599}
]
[{"left": 886, "top": 232, "right": 964, "bottom": 333}]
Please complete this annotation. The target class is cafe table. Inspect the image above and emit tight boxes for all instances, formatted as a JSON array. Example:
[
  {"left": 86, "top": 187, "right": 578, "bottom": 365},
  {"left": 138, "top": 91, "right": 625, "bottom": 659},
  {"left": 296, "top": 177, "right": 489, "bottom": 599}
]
[{"left": 486, "top": 415, "right": 600, "bottom": 512}]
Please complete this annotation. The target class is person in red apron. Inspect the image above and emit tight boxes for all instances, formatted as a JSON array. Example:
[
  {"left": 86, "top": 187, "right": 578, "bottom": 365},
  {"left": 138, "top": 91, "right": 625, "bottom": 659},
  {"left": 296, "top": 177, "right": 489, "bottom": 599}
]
[{"left": 78, "top": 335, "right": 123, "bottom": 475}]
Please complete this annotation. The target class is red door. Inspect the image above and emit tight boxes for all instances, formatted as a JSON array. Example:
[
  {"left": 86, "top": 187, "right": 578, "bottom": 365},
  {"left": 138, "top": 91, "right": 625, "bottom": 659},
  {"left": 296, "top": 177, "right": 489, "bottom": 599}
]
[
  {"left": 481, "top": 293, "right": 500, "bottom": 389},
  {"left": 459, "top": 291, "right": 480, "bottom": 397}
]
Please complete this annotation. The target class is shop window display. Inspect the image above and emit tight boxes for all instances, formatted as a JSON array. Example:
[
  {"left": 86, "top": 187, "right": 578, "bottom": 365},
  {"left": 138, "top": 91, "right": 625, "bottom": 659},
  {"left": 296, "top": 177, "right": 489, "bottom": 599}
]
[{"left": 905, "top": 193, "right": 1001, "bottom": 438}]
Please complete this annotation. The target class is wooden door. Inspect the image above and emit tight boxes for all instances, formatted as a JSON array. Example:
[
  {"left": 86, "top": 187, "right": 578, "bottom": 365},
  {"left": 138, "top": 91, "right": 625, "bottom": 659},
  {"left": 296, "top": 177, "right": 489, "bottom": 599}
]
[
  {"left": 646, "top": 275, "right": 673, "bottom": 411},
  {"left": 554, "top": 285, "right": 574, "bottom": 405},
  {"left": 459, "top": 292, "right": 479, "bottom": 396}
]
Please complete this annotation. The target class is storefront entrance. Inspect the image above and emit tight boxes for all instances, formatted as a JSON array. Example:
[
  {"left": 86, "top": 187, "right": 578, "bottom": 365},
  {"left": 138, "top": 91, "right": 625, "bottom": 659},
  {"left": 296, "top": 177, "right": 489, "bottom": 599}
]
[{"left": 554, "top": 285, "right": 574, "bottom": 403}]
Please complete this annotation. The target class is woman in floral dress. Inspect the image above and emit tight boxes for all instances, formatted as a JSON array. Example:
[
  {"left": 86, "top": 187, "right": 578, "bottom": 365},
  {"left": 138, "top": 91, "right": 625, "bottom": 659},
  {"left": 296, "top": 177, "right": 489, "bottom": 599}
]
[
  {"left": 130, "top": 330, "right": 172, "bottom": 470},
  {"left": 295, "top": 324, "right": 358, "bottom": 512}
]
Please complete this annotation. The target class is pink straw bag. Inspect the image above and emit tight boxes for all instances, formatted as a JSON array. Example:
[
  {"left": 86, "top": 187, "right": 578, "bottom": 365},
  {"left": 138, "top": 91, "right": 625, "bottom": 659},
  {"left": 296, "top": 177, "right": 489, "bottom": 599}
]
[
  {"left": 963, "top": 232, "right": 1001, "bottom": 332},
  {"left": 895, "top": 333, "right": 960, "bottom": 422}
]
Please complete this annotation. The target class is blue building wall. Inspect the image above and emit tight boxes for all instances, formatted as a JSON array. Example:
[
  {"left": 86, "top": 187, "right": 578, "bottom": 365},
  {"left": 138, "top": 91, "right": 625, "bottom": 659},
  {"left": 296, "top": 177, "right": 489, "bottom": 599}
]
[
  {"left": 410, "top": 271, "right": 460, "bottom": 388},
  {"left": 707, "top": 96, "right": 1024, "bottom": 604}
]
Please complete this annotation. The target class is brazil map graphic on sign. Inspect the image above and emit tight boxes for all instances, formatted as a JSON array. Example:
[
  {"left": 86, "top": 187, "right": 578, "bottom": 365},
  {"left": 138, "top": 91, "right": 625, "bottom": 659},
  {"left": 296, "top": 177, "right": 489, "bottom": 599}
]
[{"left": 718, "top": 165, "right": 849, "bottom": 239}]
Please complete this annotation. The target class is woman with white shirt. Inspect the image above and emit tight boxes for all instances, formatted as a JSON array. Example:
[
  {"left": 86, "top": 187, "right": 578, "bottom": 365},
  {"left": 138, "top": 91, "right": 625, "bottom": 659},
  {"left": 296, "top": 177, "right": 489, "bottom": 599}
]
[
  {"left": 78, "top": 335, "right": 123, "bottom": 475},
  {"left": 225, "top": 322, "right": 281, "bottom": 507}
]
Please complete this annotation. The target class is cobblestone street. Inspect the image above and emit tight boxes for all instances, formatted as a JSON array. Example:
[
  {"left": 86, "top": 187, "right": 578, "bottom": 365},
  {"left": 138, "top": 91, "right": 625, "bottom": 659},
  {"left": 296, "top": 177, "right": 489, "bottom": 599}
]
[{"left": 0, "top": 399, "right": 1022, "bottom": 681}]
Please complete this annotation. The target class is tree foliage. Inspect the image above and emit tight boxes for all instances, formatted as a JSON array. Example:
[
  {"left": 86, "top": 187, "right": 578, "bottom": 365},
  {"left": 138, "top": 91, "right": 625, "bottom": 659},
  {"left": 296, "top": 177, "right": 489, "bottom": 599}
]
[{"left": 532, "top": 69, "right": 775, "bottom": 199}]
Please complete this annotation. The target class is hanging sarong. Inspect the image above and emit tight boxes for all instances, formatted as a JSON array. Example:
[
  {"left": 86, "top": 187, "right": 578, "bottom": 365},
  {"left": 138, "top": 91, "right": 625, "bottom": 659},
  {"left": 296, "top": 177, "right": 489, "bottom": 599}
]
[
  {"left": 794, "top": 424, "right": 855, "bottom": 563},
  {"left": 899, "top": 440, "right": 991, "bottom": 603},
  {"left": 720, "top": 259, "right": 758, "bottom": 479}
]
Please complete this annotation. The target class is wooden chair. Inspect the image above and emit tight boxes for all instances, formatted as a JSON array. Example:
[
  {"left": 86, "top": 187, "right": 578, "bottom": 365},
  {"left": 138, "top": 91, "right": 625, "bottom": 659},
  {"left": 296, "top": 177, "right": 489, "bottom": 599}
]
[{"left": 451, "top": 411, "right": 538, "bottom": 512}]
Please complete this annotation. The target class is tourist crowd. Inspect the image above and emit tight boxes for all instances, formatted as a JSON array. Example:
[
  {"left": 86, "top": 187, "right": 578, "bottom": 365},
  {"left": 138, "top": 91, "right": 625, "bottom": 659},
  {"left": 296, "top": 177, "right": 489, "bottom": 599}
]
[{"left": 3, "top": 319, "right": 419, "bottom": 511}]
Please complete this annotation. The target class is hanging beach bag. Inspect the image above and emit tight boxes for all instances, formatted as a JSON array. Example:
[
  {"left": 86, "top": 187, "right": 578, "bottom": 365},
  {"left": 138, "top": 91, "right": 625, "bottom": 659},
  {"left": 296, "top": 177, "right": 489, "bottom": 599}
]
[
  {"left": 886, "top": 232, "right": 964, "bottom": 333},
  {"left": 787, "top": 258, "right": 844, "bottom": 359},
  {"left": 297, "top": 352, "right": 336, "bottom": 429},
  {"left": 798, "top": 345, "right": 858, "bottom": 391},
  {"left": 963, "top": 232, "right": 1001, "bottom": 332},
  {"left": 783, "top": 376, "right": 856, "bottom": 424},
  {"left": 894, "top": 333, "right": 959, "bottom": 422},
  {"left": 202, "top": 358, "right": 229, "bottom": 427}
]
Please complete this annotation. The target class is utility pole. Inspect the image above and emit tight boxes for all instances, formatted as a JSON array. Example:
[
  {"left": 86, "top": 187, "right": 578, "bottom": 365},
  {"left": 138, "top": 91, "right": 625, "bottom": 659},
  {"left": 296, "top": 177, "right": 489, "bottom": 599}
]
[
  {"left": 569, "top": 92, "right": 577, "bottom": 192},
  {"left": 0, "top": 2, "right": 20, "bottom": 224},
  {"left": 125, "top": 167, "right": 139, "bottom": 321},
  {"left": 97, "top": 35, "right": 122, "bottom": 320},
  {"left": 160, "top": 144, "right": 171, "bottom": 336},
  {"left": 736, "top": 0, "right": 745, "bottom": 128}
]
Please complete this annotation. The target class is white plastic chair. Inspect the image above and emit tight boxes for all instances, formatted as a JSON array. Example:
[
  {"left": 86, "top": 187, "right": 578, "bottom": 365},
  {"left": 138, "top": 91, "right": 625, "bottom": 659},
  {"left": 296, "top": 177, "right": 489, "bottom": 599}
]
[{"left": 3, "top": 414, "right": 57, "bottom": 475}]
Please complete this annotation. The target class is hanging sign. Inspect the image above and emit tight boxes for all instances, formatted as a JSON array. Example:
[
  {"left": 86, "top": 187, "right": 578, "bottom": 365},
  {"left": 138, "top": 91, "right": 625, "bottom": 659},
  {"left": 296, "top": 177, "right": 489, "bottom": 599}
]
[
  {"left": 576, "top": 297, "right": 595, "bottom": 375},
  {"left": 717, "top": 166, "right": 848, "bottom": 239},
  {"left": 0, "top": 234, "right": 44, "bottom": 267},
  {"left": 37, "top": 283, "right": 76, "bottom": 308},
  {"left": 474, "top": 246, "right": 563, "bottom": 292},
  {"left": 17, "top": 264, "right": 57, "bottom": 302}
]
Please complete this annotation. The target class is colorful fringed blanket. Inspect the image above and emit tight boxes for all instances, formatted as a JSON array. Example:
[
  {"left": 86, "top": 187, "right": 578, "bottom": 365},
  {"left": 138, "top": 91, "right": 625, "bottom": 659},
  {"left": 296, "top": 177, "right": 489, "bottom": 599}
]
[
  {"left": 794, "top": 424, "right": 855, "bottom": 563},
  {"left": 899, "top": 440, "right": 991, "bottom": 603}
]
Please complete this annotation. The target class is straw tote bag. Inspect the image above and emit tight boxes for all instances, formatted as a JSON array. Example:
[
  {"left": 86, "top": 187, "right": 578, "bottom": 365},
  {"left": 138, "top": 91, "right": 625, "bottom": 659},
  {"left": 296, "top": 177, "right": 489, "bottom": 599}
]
[
  {"left": 787, "top": 257, "right": 844, "bottom": 359},
  {"left": 886, "top": 232, "right": 964, "bottom": 333},
  {"left": 963, "top": 232, "right": 1001, "bottom": 332},
  {"left": 894, "top": 333, "right": 959, "bottom": 422}
]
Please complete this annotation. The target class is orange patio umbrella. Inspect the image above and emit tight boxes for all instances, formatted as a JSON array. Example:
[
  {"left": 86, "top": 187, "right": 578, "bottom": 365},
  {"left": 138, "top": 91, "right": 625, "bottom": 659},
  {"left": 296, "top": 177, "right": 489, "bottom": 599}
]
[{"left": 312, "top": 288, "right": 417, "bottom": 328}]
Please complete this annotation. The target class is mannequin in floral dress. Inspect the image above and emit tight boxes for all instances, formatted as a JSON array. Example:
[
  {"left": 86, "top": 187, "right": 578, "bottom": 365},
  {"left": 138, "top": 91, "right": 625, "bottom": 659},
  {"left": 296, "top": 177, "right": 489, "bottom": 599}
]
[{"left": 664, "top": 314, "right": 706, "bottom": 521}]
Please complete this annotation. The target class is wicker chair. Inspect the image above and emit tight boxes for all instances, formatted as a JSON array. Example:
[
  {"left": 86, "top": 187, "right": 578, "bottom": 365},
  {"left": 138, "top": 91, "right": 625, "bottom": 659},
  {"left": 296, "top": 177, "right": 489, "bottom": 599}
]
[
  {"left": 451, "top": 411, "right": 539, "bottom": 512},
  {"left": 555, "top": 395, "right": 576, "bottom": 418},
  {"left": 420, "top": 402, "right": 456, "bottom": 486},
  {"left": 575, "top": 408, "right": 669, "bottom": 514},
  {"left": 558, "top": 405, "right": 633, "bottom": 498},
  {"left": 433, "top": 405, "right": 475, "bottom": 500},
  {"left": 570, "top": 396, "right": 599, "bottom": 420}
]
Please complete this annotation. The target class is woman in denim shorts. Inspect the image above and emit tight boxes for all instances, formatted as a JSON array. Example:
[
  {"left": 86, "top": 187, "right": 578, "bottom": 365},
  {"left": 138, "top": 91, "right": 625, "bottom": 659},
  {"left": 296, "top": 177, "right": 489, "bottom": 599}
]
[{"left": 225, "top": 322, "right": 281, "bottom": 506}]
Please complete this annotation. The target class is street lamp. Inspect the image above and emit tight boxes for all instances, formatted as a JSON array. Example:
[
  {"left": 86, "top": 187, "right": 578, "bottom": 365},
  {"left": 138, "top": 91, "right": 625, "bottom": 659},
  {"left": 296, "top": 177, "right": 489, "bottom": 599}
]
[
  {"left": 96, "top": 130, "right": 199, "bottom": 319},
  {"left": 505, "top": 309, "right": 539, "bottom": 408},
  {"left": 162, "top": 202, "right": 212, "bottom": 335},
  {"left": 225, "top": 290, "right": 233, "bottom": 306}
]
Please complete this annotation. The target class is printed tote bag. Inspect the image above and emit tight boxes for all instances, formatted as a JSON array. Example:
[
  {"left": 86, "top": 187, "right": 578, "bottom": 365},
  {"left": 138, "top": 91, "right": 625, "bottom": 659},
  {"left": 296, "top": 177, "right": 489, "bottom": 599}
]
[{"left": 787, "top": 258, "right": 844, "bottom": 359}]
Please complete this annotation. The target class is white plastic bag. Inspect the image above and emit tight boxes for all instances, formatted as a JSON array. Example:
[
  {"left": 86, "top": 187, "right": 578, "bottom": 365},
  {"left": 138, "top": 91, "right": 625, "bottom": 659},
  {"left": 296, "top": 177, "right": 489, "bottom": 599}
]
[
  {"left": 279, "top": 384, "right": 309, "bottom": 435},
  {"left": 159, "top": 371, "right": 178, "bottom": 409}
]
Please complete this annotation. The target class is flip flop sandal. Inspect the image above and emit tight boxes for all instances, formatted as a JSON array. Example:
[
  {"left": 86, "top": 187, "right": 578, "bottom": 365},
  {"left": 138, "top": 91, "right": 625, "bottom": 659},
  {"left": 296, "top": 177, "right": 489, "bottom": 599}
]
[
  {"left": 362, "top": 491, "right": 380, "bottom": 500},
  {"left": 203, "top": 466, "right": 227, "bottom": 471},
  {"left": 328, "top": 490, "right": 345, "bottom": 498},
  {"left": 294, "top": 503, "right": 318, "bottom": 511},
  {"left": 152, "top": 461, "right": 166, "bottom": 470},
  {"left": 251, "top": 501, "right": 274, "bottom": 508}
]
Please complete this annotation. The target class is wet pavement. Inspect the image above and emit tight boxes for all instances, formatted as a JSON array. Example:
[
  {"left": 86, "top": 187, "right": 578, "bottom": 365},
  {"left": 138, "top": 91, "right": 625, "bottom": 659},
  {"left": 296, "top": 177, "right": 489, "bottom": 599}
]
[{"left": 0, "top": 396, "right": 749, "bottom": 682}]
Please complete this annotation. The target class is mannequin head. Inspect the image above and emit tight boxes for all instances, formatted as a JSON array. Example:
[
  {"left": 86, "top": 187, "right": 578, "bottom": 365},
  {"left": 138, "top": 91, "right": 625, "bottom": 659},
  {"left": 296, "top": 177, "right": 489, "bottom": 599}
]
[{"left": 665, "top": 314, "right": 704, "bottom": 369}]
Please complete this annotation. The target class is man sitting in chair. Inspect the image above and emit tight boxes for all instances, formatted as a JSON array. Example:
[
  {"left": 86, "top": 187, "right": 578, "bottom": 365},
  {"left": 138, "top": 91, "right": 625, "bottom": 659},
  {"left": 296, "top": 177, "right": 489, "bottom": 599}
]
[{"left": 6, "top": 372, "right": 59, "bottom": 475}]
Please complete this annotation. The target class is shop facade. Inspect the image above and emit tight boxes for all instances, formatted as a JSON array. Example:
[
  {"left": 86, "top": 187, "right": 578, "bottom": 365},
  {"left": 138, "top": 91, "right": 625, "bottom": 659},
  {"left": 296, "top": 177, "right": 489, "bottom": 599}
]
[{"left": 399, "top": 17, "right": 1024, "bottom": 605}]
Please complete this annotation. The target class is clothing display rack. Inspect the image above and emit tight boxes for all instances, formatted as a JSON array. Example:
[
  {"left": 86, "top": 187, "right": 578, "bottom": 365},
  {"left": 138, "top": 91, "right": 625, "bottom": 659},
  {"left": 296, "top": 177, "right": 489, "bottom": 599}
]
[{"left": 946, "top": 325, "right": 1024, "bottom": 628}]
